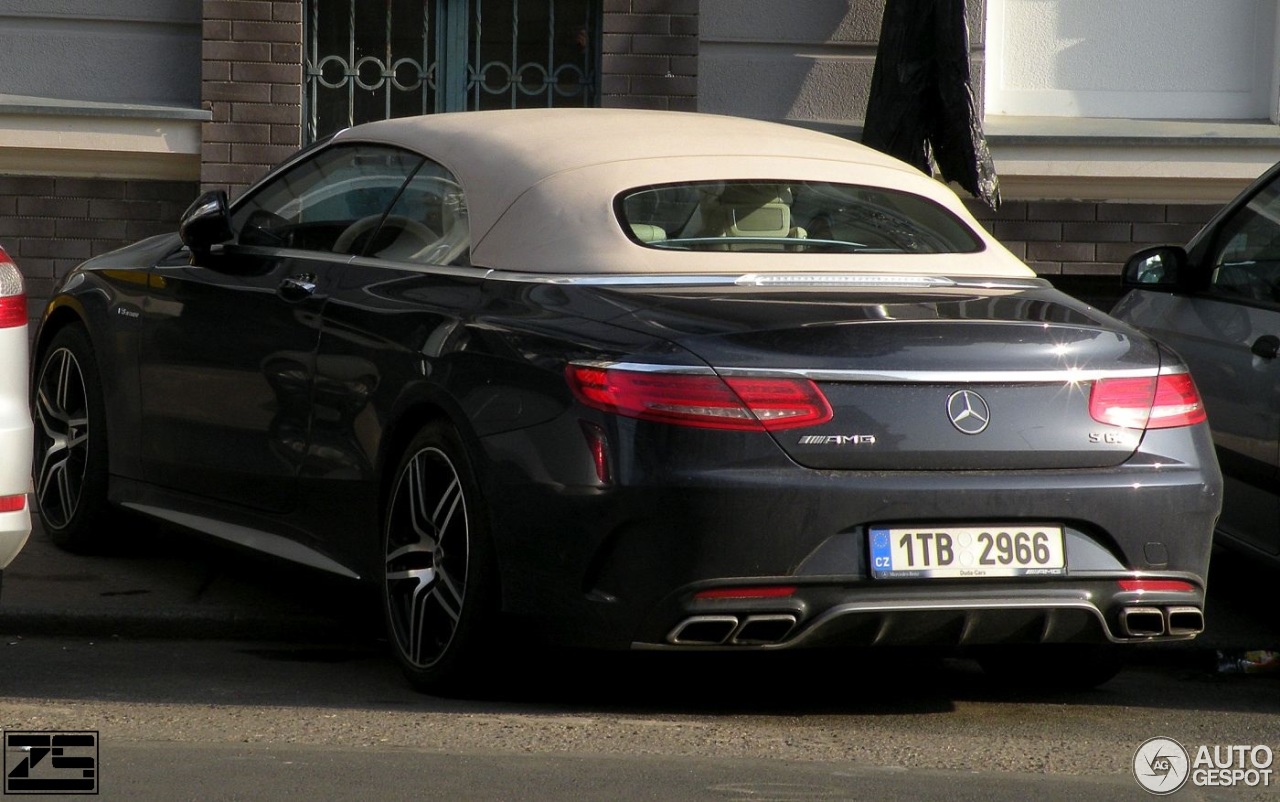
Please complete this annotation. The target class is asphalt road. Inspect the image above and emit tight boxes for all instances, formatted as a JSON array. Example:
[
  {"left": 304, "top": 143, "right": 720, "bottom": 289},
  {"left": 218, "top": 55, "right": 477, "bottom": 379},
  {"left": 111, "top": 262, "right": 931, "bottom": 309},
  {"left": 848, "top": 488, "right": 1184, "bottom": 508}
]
[
  {"left": 0, "top": 636, "right": 1277, "bottom": 800},
  {"left": 1, "top": 518, "right": 1279, "bottom": 800}
]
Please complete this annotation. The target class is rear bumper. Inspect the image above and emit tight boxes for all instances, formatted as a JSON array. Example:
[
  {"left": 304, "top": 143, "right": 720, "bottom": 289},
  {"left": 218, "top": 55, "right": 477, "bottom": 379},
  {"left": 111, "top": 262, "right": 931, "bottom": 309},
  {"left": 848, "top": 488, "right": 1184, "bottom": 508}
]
[
  {"left": 648, "top": 581, "right": 1206, "bottom": 651},
  {"left": 0, "top": 506, "right": 31, "bottom": 570}
]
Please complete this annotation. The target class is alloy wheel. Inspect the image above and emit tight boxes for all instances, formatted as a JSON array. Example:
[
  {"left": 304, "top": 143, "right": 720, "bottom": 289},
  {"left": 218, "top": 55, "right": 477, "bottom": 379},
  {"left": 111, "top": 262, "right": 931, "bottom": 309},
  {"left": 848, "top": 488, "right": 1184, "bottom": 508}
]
[
  {"left": 385, "top": 446, "right": 471, "bottom": 669},
  {"left": 33, "top": 345, "right": 90, "bottom": 530}
]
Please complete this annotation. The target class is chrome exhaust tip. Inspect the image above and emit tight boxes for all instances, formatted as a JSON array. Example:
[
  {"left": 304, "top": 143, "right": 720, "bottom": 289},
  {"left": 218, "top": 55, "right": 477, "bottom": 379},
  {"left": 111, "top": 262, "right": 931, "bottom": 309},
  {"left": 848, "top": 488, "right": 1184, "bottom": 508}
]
[
  {"left": 1119, "top": 606, "right": 1166, "bottom": 638},
  {"left": 731, "top": 614, "right": 797, "bottom": 645},
  {"left": 1165, "top": 606, "right": 1205, "bottom": 636},
  {"left": 667, "top": 616, "right": 739, "bottom": 645}
]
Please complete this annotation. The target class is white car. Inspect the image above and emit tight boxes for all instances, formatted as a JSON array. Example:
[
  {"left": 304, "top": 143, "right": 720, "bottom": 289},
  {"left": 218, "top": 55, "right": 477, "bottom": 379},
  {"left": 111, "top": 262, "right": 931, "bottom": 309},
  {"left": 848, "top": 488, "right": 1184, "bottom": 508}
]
[{"left": 0, "top": 244, "right": 32, "bottom": 589}]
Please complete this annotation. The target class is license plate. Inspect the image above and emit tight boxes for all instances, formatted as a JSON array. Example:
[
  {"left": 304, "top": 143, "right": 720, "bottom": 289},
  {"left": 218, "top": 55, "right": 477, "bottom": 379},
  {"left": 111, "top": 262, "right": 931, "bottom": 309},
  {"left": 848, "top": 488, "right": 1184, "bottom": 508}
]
[{"left": 869, "top": 524, "right": 1066, "bottom": 579}]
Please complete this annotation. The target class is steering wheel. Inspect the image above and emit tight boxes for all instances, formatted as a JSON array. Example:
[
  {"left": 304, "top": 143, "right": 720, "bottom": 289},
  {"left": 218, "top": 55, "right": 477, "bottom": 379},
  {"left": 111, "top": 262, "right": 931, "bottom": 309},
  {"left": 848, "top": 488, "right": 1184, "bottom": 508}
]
[{"left": 333, "top": 214, "right": 438, "bottom": 255}]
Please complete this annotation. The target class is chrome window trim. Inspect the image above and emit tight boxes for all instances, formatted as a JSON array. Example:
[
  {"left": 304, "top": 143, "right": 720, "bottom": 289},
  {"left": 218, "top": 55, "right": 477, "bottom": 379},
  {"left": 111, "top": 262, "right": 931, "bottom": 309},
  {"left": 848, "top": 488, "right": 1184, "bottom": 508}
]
[
  {"left": 735, "top": 274, "right": 956, "bottom": 288},
  {"left": 486, "top": 272, "right": 1050, "bottom": 289},
  {"left": 569, "top": 360, "right": 716, "bottom": 375},
  {"left": 346, "top": 255, "right": 493, "bottom": 280},
  {"left": 488, "top": 272, "right": 744, "bottom": 286},
  {"left": 178, "top": 254, "right": 1051, "bottom": 292},
  {"left": 241, "top": 262, "right": 1050, "bottom": 289}
]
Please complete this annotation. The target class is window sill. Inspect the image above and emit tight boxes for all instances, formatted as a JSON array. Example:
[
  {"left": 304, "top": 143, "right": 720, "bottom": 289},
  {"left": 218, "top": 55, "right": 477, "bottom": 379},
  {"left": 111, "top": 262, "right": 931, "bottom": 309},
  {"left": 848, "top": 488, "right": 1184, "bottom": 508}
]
[
  {"left": 0, "top": 94, "right": 209, "bottom": 180},
  {"left": 0, "top": 93, "right": 210, "bottom": 122},
  {"left": 984, "top": 115, "right": 1280, "bottom": 147},
  {"left": 983, "top": 116, "right": 1280, "bottom": 203}
]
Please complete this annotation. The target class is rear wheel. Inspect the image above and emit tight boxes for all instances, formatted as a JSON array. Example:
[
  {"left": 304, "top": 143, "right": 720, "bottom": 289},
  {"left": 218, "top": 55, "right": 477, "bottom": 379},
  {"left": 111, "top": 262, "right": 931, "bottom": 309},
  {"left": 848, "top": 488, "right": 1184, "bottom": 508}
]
[
  {"left": 382, "top": 422, "right": 498, "bottom": 694},
  {"left": 32, "top": 326, "right": 115, "bottom": 552}
]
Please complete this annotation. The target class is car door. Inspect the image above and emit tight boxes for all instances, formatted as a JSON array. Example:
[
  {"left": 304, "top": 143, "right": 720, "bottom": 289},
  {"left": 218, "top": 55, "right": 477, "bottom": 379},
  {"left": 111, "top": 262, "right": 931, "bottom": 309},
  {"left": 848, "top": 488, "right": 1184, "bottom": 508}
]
[
  {"left": 295, "top": 157, "right": 482, "bottom": 567},
  {"left": 138, "top": 144, "right": 426, "bottom": 514},
  {"left": 1116, "top": 174, "right": 1280, "bottom": 555}
]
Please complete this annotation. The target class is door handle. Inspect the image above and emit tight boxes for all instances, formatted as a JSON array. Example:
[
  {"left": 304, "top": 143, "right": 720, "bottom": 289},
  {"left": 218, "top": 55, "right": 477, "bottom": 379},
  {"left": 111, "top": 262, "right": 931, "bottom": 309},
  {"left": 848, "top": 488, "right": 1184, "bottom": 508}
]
[
  {"left": 1251, "top": 334, "right": 1280, "bottom": 359},
  {"left": 278, "top": 273, "right": 317, "bottom": 301}
]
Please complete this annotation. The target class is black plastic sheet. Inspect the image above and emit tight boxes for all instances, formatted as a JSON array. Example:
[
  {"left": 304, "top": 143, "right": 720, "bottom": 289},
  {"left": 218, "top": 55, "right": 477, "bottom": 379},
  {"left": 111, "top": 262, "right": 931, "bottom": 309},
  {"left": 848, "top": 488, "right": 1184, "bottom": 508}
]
[{"left": 861, "top": 0, "right": 1000, "bottom": 209}]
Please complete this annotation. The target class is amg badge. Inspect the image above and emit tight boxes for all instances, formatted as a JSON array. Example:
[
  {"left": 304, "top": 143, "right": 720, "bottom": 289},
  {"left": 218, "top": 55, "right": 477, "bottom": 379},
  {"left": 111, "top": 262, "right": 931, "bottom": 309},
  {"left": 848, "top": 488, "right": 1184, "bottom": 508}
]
[{"left": 798, "top": 435, "right": 877, "bottom": 445}]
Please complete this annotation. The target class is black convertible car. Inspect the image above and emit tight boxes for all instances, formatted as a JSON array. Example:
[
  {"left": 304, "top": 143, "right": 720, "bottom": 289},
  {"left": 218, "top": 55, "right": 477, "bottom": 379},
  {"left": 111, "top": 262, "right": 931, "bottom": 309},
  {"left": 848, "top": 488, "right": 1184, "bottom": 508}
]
[{"left": 32, "top": 109, "right": 1221, "bottom": 692}]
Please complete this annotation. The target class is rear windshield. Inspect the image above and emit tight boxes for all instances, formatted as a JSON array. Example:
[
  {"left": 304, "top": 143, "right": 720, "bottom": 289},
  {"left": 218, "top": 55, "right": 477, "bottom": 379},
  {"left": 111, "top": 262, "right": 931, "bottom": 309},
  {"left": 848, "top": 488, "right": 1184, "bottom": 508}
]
[{"left": 617, "top": 180, "right": 984, "bottom": 254}]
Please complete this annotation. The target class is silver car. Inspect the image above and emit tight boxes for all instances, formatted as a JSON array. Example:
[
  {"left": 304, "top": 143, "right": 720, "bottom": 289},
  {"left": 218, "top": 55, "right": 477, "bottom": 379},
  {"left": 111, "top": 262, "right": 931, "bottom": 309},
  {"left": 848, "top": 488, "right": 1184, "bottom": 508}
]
[{"left": 1113, "top": 161, "right": 1280, "bottom": 564}]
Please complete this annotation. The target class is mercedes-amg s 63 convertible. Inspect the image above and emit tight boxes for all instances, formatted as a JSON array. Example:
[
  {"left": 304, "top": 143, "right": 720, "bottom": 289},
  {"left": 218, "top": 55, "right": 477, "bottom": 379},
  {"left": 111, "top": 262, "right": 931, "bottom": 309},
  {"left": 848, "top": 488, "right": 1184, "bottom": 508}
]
[{"left": 32, "top": 109, "right": 1221, "bottom": 693}]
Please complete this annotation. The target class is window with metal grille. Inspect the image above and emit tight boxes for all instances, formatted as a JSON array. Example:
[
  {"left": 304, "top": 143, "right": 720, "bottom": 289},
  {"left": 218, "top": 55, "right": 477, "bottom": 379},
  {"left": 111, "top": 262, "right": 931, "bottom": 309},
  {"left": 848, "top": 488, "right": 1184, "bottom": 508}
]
[{"left": 305, "top": 0, "right": 600, "bottom": 143}]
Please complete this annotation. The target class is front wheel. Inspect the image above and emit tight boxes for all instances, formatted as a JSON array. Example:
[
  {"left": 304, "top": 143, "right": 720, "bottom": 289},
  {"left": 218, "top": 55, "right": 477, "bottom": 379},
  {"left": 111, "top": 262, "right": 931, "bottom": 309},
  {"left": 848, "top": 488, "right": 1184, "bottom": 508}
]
[
  {"left": 32, "top": 325, "right": 116, "bottom": 552},
  {"left": 382, "top": 422, "right": 498, "bottom": 695}
]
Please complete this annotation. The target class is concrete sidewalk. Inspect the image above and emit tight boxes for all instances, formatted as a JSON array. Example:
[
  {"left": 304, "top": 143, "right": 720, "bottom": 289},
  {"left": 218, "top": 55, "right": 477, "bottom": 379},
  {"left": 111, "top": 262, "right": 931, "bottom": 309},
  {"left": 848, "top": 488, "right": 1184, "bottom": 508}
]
[{"left": 0, "top": 516, "right": 376, "bottom": 642}]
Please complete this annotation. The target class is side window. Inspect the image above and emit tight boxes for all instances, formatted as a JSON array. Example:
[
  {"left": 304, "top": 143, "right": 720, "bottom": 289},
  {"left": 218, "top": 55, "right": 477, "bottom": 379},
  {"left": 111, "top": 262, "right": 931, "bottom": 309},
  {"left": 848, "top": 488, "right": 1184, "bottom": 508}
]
[
  {"left": 370, "top": 161, "right": 471, "bottom": 266},
  {"left": 1208, "top": 181, "right": 1280, "bottom": 304},
  {"left": 230, "top": 145, "right": 424, "bottom": 254}
]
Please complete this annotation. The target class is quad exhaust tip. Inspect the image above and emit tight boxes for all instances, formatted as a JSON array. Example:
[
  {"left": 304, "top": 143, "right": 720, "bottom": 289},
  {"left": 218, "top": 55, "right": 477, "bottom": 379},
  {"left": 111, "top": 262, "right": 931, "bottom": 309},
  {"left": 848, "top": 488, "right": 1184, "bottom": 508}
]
[
  {"left": 669, "top": 616, "right": 739, "bottom": 645},
  {"left": 1165, "top": 606, "right": 1205, "bottom": 636},
  {"left": 667, "top": 614, "right": 798, "bottom": 646},
  {"left": 1119, "top": 607, "right": 1166, "bottom": 637},
  {"left": 1118, "top": 605, "right": 1204, "bottom": 639},
  {"left": 732, "top": 614, "right": 797, "bottom": 645}
]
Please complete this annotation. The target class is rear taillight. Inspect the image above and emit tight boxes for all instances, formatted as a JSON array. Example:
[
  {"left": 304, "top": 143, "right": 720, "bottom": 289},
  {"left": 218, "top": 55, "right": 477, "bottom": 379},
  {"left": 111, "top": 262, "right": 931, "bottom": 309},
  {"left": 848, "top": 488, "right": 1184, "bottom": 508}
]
[
  {"left": 566, "top": 365, "right": 833, "bottom": 431},
  {"left": 1089, "top": 373, "right": 1207, "bottom": 429},
  {"left": 0, "top": 247, "right": 27, "bottom": 329}
]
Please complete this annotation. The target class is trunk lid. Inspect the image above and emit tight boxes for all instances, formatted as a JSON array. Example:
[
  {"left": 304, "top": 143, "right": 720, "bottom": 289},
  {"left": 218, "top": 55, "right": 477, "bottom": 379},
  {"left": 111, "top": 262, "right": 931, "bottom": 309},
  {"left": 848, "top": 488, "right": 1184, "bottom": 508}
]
[{"left": 580, "top": 278, "right": 1162, "bottom": 470}]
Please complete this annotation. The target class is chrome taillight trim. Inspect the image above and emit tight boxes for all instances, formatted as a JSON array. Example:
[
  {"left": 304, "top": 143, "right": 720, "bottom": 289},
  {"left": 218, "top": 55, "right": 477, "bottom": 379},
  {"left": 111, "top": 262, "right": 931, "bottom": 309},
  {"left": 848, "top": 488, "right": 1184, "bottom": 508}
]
[{"left": 582, "top": 361, "right": 1181, "bottom": 385}]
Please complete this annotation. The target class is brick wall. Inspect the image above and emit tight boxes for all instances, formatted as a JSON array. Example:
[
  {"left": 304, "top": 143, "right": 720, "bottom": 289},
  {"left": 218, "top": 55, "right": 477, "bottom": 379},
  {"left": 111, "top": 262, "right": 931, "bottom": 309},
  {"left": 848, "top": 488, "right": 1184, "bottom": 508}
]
[
  {"left": 0, "top": 176, "right": 197, "bottom": 327},
  {"left": 602, "top": 0, "right": 698, "bottom": 111},
  {"left": 201, "top": 1, "right": 695, "bottom": 191},
  {"left": 965, "top": 199, "right": 1219, "bottom": 311},
  {"left": 202, "top": 0, "right": 304, "bottom": 198}
]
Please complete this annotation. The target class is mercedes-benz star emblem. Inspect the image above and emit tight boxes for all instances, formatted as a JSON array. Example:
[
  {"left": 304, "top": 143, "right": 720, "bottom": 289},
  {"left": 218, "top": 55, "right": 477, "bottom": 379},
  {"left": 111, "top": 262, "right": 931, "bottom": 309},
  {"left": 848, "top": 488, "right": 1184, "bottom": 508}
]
[{"left": 946, "top": 390, "right": 990, "bottom": 435}]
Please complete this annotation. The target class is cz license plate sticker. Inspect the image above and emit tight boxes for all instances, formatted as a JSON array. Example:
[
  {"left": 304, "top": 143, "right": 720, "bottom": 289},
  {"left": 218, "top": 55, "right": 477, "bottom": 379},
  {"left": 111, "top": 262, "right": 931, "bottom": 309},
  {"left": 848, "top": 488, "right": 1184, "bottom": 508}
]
[{"left": 870, "top": 524, "right": 1066, "bottom": 579}]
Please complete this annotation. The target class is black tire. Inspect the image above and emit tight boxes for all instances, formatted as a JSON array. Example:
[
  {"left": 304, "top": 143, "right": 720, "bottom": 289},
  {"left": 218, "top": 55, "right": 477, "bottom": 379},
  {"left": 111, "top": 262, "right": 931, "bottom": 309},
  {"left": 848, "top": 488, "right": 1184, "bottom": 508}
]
[
  {"left": 382, "top": 421, "right": 499, "bottom": 695},
  {"left": 976, "top": 644, "right": 1126, "bottom": 693},
  {"left": 31, "top": 325, "right": 117, "bottom": 553}
]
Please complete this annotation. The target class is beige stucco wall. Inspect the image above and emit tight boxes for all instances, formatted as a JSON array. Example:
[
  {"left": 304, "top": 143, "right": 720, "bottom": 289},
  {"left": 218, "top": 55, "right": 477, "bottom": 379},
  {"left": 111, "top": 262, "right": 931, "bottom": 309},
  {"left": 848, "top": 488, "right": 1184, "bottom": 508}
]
[{"left": 697, "top": 0, "right": 985, "bottom": 131}]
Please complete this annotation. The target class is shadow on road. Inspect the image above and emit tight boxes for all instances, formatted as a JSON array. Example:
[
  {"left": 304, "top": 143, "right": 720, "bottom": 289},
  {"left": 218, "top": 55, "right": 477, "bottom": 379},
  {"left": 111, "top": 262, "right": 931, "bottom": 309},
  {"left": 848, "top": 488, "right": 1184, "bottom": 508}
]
[{"left": 4, "top": 519, "right": 1280, "bottom": 719}]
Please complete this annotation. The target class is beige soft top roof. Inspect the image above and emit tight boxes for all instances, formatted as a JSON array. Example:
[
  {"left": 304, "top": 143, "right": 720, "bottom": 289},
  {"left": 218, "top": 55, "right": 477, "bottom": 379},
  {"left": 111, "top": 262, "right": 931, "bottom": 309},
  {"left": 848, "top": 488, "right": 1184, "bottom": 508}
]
[{"left": 335, "top": 108, "right": 1032, "bottom": 278}]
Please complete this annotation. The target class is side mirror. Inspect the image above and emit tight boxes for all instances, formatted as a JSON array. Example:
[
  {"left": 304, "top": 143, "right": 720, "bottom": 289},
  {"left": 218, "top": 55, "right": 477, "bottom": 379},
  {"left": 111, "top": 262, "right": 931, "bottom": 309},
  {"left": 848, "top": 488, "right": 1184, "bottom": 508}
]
[
  {"left": 179, "top": 190, "right": 233, "bottom": 252},
  {"left": 1122, "top": 245, "right": 1189, "bottom": 290}
]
